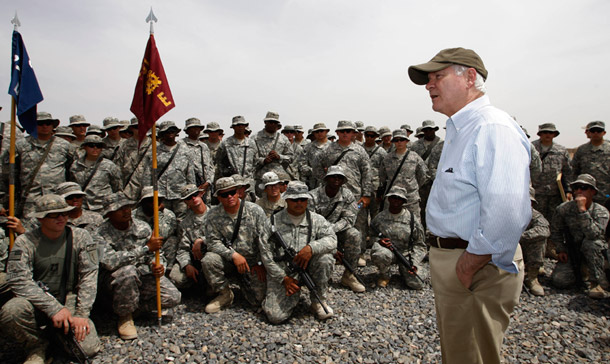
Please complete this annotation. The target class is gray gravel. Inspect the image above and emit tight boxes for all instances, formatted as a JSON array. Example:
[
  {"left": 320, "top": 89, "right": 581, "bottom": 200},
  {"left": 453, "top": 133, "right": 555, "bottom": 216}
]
[{"left": 1, "top": 257, "right": 609, "bottom": 363}]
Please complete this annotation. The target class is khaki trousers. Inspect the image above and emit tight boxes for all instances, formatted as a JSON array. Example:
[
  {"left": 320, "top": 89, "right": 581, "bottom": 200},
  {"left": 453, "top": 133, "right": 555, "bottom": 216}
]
[{"left": 430, "top": 246, "right": 523, "bottom": 364}]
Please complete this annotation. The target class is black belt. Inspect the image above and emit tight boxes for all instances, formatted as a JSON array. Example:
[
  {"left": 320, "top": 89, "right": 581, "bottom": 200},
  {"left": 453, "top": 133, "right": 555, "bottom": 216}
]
[{"left": 429, "top": 235, "right": 468, "bottom": 249}]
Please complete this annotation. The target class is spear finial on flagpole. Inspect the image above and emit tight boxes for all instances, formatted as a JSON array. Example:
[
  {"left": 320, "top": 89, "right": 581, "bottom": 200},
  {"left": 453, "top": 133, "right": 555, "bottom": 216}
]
[
  {"left": 146, "top": 7, "right": 157, "bottom": 34},
  {"left": 11, "top": 11, "right": 21, "bottom": 31}
]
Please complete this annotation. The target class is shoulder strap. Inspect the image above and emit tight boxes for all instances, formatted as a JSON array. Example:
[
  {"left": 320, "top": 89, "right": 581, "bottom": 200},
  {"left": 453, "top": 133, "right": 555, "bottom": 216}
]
[
  {"left": 384, "top": 150, "right": 410, "bottom": 195},
  {"left": 241, "top": 144, "right": 249, "bottom": 176},
  {"left": 368, "top": 145, "right": 380, "bottom": 158},
  {"left": 271, "top": 132, "right": 280, "bottom": 151},
  {"left": 408, "top": 209, "right": 415, "bottom": 250},
  {"left": 229, "top": 200, "right": 246, "bottom": 246},
  {"left": 123, "top": 143, "right": 151, "bottom": 188},
  {"left": 540, "top": 151, "right": 551, "bottom": 161},
  {"left": 81, "top": 157, "right": 103, "bottom": 192},
  {"left": 323, "top": 201, "right": 340, "bottom": 220},
  {"left": 157, "top": 143, "right": 181, "bottom": 179},
  {"left": 22, "top": 136, "right": 56, "bottom": 198},
  {"left": 332, "top": 148, "right": 351, "bottom": 166},
  {"left": 421, "top": 144, "right": 433, "bottom": 161},
  {"left": 270, "top": 210, "right": 312, "bottom": 246},
  {"left": 58, "top": 227, "right": 73, "bottom": 305}
]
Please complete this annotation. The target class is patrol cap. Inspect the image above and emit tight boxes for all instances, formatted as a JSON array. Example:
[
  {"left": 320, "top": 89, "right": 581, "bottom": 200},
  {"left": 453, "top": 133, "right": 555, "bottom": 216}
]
[
  {"left": 157, "top": 120, "right": 181, "bottom": 134},
  {"left": 355, "top": 121, "right": 365, "bottom": 132},
  {"left": 391, "top": 129, "right": 409, "bottom": 141},
  {"left": 364, "top": 126, "right": 379, "bottom": 136},
  {"left": 408, "top": 47, "right": 488, "bottom": 85},
  {"left": 385, "top": 186, "right": 408, "bottom": 201},
  {"left": 32, "top": 194, "right": 75, "bottom": 218},
  {"left": 102, "top": 117, "right": 122, "bottom": 130},
  {"left": 264, "top": 111, "right": 280, "bottom": 123},
  {"left": 586, "top": 121, "right": 605, "bottom": 131},
  {"left": 86, "top": 125, "right": 104, "bottom": 136},
  {"left": 570, "top": 174, "right": 598, "bottom": 192},
  {"left": 259, "top": 171, "right": 282, "bottom": 191},
  {"left": 378, "top": 126, "right": 392, "bottom": 138},
  {"left": 37, "top": 112, "right": 60, "bottom": 128},
  {"left": 421, "top": 120, "right": 439, "bottom": 131},
  {"left": 102, "top": 192, "right": 135, "bottom": 217},
  {"left": 231, "top": 115, "right": 248, "bottom": 127},
  {"left": 312, "top": 123, "right": 330, "bottom": 132},
  {"left": 336, "top": 120, "right": 356, "bottom": 132},
  {"left": 69, "top": 114, "right": 90, "bottom": 127},
  {"left": 325, "top": 165, "right": 346, "bottom": 179},
  {"left": 55, "top": 182, "right": 86, "bottom": 199},
  {"left": 400, "top": 124, "right": 413, "bottom": 133},
  {"left": 139, "top": 186, "right": 166, "bottom": 204},
  {"left": 214, "top": 177, "right": 239, "bottom": 197},
  {"left": 82, "top": 135, "right": 105, "bottom": 147},
  {"left": 54, "top": 126, "right": 76, "bottom": 139},
  {"left": 282, "top": 181, "right": 311, "bottom": 200},
  {"left": 537, "top": 123, "right": 560, "bottom": 136},
  {"left": 185, "top": 118, "right": 204, "bottom": 130},
  {"left": 179, "top": 184, "right": 202, "bottom": 200}
]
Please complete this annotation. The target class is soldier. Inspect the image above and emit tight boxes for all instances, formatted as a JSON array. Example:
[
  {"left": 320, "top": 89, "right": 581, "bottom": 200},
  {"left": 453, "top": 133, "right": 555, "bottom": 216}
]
[
  {"left": 203, "top": 121, "right": 224, "bottom": 162},
  {"left": 571, "top": 121, "right": 610, "bottom": 204},
  {"left": 297, "top": 122, "right": 331, "bottom": 190},
  {"left": 260, "top": 181, "right": 337, "bottom": 323},
  {"left": 550, "top": 174, "right": 609, "bottom": 298},
  {"left": 232, "top": 174, "right": 255, "bottom": 202},
  {"left": 55, "top": 182, "right": 104, "bottom": 233},
  {"left": 410, "top": 120, "right": 443, "bottom": 161},
  {"left": 101, "top": 117, "right": 123, "bottom": 160},
  {"left": 114, "top": 118, "right": 153, "bottom": 185},
  {"left": 215, "top": 116, "right": 258, "bottom": 194},
  {"left": 54, "top": 126, "right": 77, "bottom": 143},
  {"left": 68, "top": 114, "right": 90, "bottom": 147},
  {"left": 354, "top": 121, "right": 365, "bottom": 144},
  {"left": 282, "top": 125, "right": 302, "bottom": 181},
  {"left": 118, "top": 120, "right": 132, "bottom": 139},
  {"left": 378, "top": 126, "right": 393, "bottom": 152},
  {"left": 170, "top": 185, "right": 208, "bottom": 290},
  {"left": 96, "top": 192, "right": 180, "bottom": 340},
  {"left": 519, "top": 188, "right": 550, "bottom": 296},
  {"left": 85, "top": 125, "right": 104, "bottom": 138},
  {"left": 202, "top": 177, "right": 268, "bottom": 313},
  {"left": 370, "top": 186, "right": 427, "bottom": 289},
  {"left": 378, "top": 129, "right": 429, "bottom": 223},
  {"left": 8, "top": 112, "right": 74, "bottom": 216},
  {"left": 125, "top": 121, "right": 196, "bottom": 220},
  {"left": 400, "top": 124, "right": 414, "bottom": 138},
  {"left": 133, "top": 186, "right": 179, "bottom": 269},
  {"left": 308, "top": 166, "right": 364, "bottom": 292},
  {"left": 293, "top": 124, "right": 310, "bottom": 147},
  {"left": 413, "top": 127, "right": 424, "bottom": 140},
  {"left": 70, "top": 135, "right": 123, "bottom": 212},
  {"left": 179, "top": 118, "right": 214, "bottom": 198},
  {"left": 0, "top": 195, "right": 101, "bottom": 363},
  {"left": 256, "top": 172, "right": 286, "bottom": 217},
  {"left": 521, "top": 126, "right": 542, "bottom": 183}
]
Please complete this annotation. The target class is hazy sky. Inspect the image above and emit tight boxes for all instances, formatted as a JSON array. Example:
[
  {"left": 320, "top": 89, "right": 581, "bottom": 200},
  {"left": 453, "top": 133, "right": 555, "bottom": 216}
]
[{"left": 1, "top": 0, "right": 609, "bottom": 148}]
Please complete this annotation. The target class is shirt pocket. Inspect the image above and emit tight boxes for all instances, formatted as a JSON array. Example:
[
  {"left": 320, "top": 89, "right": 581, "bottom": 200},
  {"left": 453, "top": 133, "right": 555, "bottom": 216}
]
[{"left": 433, "top": 170, "right": 458, "bottom": 211}]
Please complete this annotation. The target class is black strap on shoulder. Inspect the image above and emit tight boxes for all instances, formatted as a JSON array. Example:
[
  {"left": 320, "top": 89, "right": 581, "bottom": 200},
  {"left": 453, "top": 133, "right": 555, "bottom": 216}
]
[
  {"left": 22, "top": 136, "right": 56, "bottom": 199},
  {"left": 58, "top": 227, "right": 73, "bottom": 305},
  {"left": 332, "top": 148, "right": 351, "bottom": 166},
  {"left": 540, "top": 151, "right": 551, "bottom": 161},
  {"left": 123, "top": 143, "right": 151, "bottom": 188},
  {"left": 385, "top": 150, "right": 410, "bottom": 195},
  {"left": 229, "top": 200, "right": 246, "bottom": 246},
  {"left": 408, "top": 209, "right": 415, "bottom": 250},
  {"left": 241, "top": 144, "right": 249, "bottom": 176},
  {"left": 421, "top": 144, "right": 433, "bottom": 161},
  {"left": 82, "top": 157, "right": 103, "bottom": 192},
  {"left": 368, "top": 145, "right": 380, "bottom": 158},
  {"left": 157, "top": 143, "right": 181, "bottom": 179},
  {"left": 323, "top": 202, "right": 340, "bottom": 220}
]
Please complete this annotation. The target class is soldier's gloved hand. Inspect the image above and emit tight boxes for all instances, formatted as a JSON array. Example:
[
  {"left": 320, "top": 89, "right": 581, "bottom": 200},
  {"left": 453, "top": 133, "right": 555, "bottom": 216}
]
[
  {"left": 557, "top": 252, "right": 568, "bottom": 263},
  {"left": 7, "top": 216, "right": 25, "bottom": 235},
  {"left": 69, "top": 316, "right": 90, "bottom": 342},
  {"left": 192, "top": 238, "right": 204, "bottom": 261},
  {"left": 294, "top": 245, "right": 313, "bottom": 269},
  {"left": 185, "top": 264, "right": 199, "bottom": 283},
  {"left": 151, "top": 262, "right": 165, "bottom": 277},
  {"left": 251, "top": 264, "right": 266, "bottom": 282},
  {"left": 379, "top": 237, "right": 392, "bottom": 249},
  {"left": 147, "top": 236, "right": 164, "bottom": 252},
  {"left": 283, "top": 276, "right": 300, "bottom": 296},
  {"left": 232, "top": 252, "right": 250, "bottom": 274},
  {"left": 51, "top": 307, "right": 72, "bottom": 335}
]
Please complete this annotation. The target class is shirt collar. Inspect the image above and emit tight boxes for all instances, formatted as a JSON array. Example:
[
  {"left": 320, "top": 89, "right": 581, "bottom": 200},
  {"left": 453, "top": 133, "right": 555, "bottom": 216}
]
[{"left": 448, "top": 94, "right": 490, "bottom": 131}]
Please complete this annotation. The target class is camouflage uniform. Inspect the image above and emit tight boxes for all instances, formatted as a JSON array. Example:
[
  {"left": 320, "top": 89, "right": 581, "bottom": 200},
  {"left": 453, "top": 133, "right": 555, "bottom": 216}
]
[
  {"left": 215, "top": 136, "right": 258, "bottom": 185},
  {"left": 550, "top": 200, "right": 609, "bottom": 288},
  {"left": 8, "top": 136, "right": 74, "bottom": 216},
  {"left": 379, "top": 149, "right": 429, "bottom": 222},
  {"left": 171, "top": 208, "right": 208, "bottom": 289},
  {"left": 67, "top": 209, "right": 104, "bottom": 233},
  {"left": 253, "top": 131, "right": 294, "bottom": 195},
  {"left": 571, "top": 140, "right": 610, "bottom": 204},
  {"left": 202, "top": 201, "right": 268, "bottom": 306},
  {"left": 70, "top": 155, "right": 123, "bottom": 211},
  {"left": 96, "top": 218, "right": 181, "bottom": 316},
  {"left": 369, "top": 208, "right": 427, "bottom": 289},
  {"left": 297, "top": 140, "right": 331, "bottom": 189},
  {"left": 0, "top": 227, "right": 101, "bottom": 357},
  {"left": 259, "top": 209, "right": 337, "bottom": 324},
  {"left": 202, "top": 140, "right": 221, "bottom": 164},
  {"left": 102, "top": 137, "right": 122, "bottom": 160},
  {"left": 426, "top": 140, "right": 444, "bottom": 182},
  {"left": 362, "top": 143, "right": 387, "bottom": 246},
  {"left": 308, "top": 184, "right": 360, "bottom": 268},
  {"left": 113, "top": 136, "right": 152, "bottom": 185},
  {"left": 519, "top": 207, "right": 550, "bottom": 273},
  {"left": 179, "top": 137, "right": 215, "bottom": 189},
  {"left": 529, "top": 143, "right": 542, "bottom": 183},
  {"left": 256, "top": 195, "right": 286, "bottom": 218},
  {"left": 531, "top": 140, "right": 573, "bottom": 222},
  {"left": 133, "top": 206, "right": 179, "bottom": 268},
  {"left": 409, "top": 135, "right": 442, "bottom": 161}
]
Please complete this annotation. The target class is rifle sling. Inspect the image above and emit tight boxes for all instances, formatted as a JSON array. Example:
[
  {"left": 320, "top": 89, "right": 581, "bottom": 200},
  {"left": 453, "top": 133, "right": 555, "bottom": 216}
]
[
  {"left": 157, "top": 143, "right": 181, "bottom": 179},
  {"left": 58, "top": 227, "right": 73, "bottom": 306},
  {"left": 22, "top": 136, "right": 56, "bottom": 199},
  {"left": 385, "top": 150, "right": 410, "bottom": 196},
  {"left": 332, "top": 148, "right": 351, "bottom": 166},
  {"left": 81, "top": 157, "right": 103, "bottom": 192},
  {"left": 228, "top": 200, "right": 246, "bottom": 247}
]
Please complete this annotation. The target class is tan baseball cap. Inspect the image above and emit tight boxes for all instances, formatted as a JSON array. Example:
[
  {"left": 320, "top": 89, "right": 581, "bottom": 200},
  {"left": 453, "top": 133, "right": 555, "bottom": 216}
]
[{"left": 408, "top": 47, "right": 488, "bottom": 85}]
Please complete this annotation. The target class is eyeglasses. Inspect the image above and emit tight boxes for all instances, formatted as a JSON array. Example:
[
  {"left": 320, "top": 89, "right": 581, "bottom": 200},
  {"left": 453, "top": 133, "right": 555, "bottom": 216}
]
[
  {"left": 572, "top": 184, "right": 592, "bottom": 191},
  {"left": 184, "top": 193, "right": 198, "bottom": 200},
  {"left": 587, "top": 128, "right": 604, "bottom": 133},
  {"left": 37, "top": 120, "right": 55, "bottom": 126},
  {"left": 289, "top": 198, "right": 308, "bottom": 202},
  {"left": 364, "top": 134, "right": 378, "bottom": 138},
  {"left": 65, "top": 195, "right": 83, "bottom": 201},
  {"left": 392, "top": 138, "right": 408, "bottom": 142},
  {"left": 45, "top": 212, "right": 69, "bottom": 219},
  {"left": 85, "top": 144, "right": 104, "bottom": 149},
  {"left": 218, "top": 189, "right": 238, "bottom": 198},
  {"left": 337, "top": 130, "right": 354, "bottom": 134},
  {"left": 538, "top": 131, "right": 556, "bottom": 135}
]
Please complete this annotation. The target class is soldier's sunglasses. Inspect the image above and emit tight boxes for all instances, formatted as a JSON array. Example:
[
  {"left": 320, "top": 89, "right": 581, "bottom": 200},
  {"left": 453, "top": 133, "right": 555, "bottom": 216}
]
[
  {"left": 37, "top": 120, "right": 55, "bottom": 126},
  {"left": 364, "top": 133, "right": 378, "bottom": 138},
  {"left": 45, "top": 212, "right": 69, "bottom": 219},
  {"left": 587, "top": 128, "right": 604, "bottom": 133},
  {"left": 85, "top": 144, "right": 105, "bottom": 149},
  {"left": 184, "top": 193, "right": 198, "bottom": 200},
  {"left": 572, "top": 184, "right": 592, "bottom": 191},
  {"left": 65, "top": 195, "right": 83, "bottom": 201},
  {"left": 288, "top": 198, "right": 308, "bottom": 202},
  {"left": 218, "top": 189, "right": 238, "bottom": 198}
]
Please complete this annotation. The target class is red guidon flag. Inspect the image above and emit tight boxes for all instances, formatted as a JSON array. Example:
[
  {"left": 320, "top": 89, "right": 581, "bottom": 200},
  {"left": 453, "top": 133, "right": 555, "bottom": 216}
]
[{"left": 130, "top": 34, "right": 175, "bottom": 144}]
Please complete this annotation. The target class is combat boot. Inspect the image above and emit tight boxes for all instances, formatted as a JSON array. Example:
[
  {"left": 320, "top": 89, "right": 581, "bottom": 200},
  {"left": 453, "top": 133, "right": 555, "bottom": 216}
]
[
  {"left": 311, "top": 301, "right": 334, "bottom": 320},
  {"left": 118, "top": 314, "right": 138, "bottom": 340},
  {"left": 588, "top": 284, "right": 608, "bottom": 299},
  {"left": 377, "top": 275, "right": 390, "bottom": 288},
  {"left": 205, "top": 287, "right": 234, "bottom": 313},
  {"left": 525, "top": 267, "right": 545, "bottom": 296},
  {"left": 24, "top": 340, "right": 47, "bottom": 364},
  {"left": 341, "top": 271, "right": 365, "bottom": 293},
  {"left": 358, "top": 254, "right": 366, "bottom": 267}
]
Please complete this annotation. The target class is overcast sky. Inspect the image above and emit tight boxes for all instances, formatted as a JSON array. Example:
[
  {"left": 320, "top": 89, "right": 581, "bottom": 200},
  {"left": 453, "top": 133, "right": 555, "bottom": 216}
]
[{"left": 1, "top": 0, "right": 608, "bottom": 147}]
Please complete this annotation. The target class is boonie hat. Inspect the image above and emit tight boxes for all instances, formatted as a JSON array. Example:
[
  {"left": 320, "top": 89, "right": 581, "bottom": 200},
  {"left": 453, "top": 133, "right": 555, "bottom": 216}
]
[
  {"left": 312, "top": 123, "right": 330, "bottom": 132},
  {"left": 421, "top": 120, "right": 439, "bottom": 131},
  {"left": 102, "top": 192, "right": 135, "bottom": 217},
  {"left": 401, "top": 124, "right": 413, "bottom": 133},
  {"left": 392, "top": 129, "right": 409, "bottom": 141},
  {"left": 32, "top": 194, "right": 75, "bottom": 218},
  {"left": 586, "top": 121, "right": 605, "bottom": 131},
  {"left": 336, "top": 120, "right": 356, "bottom": 132},
  {"left": 139, "top": 186, "right": 166, "bottom": 204},
  {"left": 69, "top": 114, "right": 90, "bottom": 127},
  {"left": 325, "top": 165, "right": 346, "bottom": 179},
  {"left": 86, "top": 125, "right": 104, "bottom": 136},
  {"left": 570, "top": 174, "right": 598, "bottom": 191},
  {"left": 180, "top": 184, "right": 203, "bottom": 200},
  {"left": 408, "top": 47, "right": 488, "bottom": 85},
  {"left": 82, "top": 135, "right": 105, "bottom": 146},
  {"left": 157, "top": 120, "right": 181, "bottom": 134},
  {"left": 259, "top": 172, "right": 282, "bottom": 191},
  {"left": 37, "top": 112, "right": 60, "bottom": 128},
  {"left": 385, "top": 186, "right": 408, "bottom": 201},
  {"left": 355, "top": 121, "right": 365, "bottom": 132},
  {"left": 204, "top": 121, "right": 223, "bottom": 133},
  {"left": 537, "top": 123, "right": 560, "bottom": 136},
  {"left": 282, "top": 181, "right": 311, "bottom": 200},
  {"left": 231, "top": 116, "right": 248, "bottom": 127},
  {"left": 364, "top": 126, "right": 379, "bottom": 136},
  {"left": 55, "top": 182, "right": 86, "bottom": 199},
  {"left": 185, "top": 118, "right": 203, "bottom": 130},
  {"left": 378, "top": 126, "right": 392, "bottom": 138},
  {"left": 214, "top": 177, "right": 239, "bottom": 197},
  {"left": 54, "top": 126, "right": 76, "bottom": 139},
  {"left": 102, "top": 117, "right": 122, "bottom": 130},
  {"left": 264, "top": 111, "right": 280, "bottom": 123}
]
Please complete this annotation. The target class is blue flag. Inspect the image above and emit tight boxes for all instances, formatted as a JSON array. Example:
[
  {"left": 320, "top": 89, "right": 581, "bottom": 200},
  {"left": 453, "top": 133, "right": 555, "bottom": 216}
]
[{"left": 8, "top": 30, "right": 43, "bottom": 136}]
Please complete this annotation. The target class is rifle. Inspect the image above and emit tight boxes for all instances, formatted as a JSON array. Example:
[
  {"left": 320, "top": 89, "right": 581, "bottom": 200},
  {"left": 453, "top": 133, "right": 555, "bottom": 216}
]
[
  {"left": 377, "top": 233, "right": 424, "bottom": 285},
  {"left": 270, "top": 223, "right": 329, "bottom": 314},
  {"left": 335, "top": 244, "right": 365, "bottom": 286},
  {"left": 37, "top": 281, "right": 92, "bottom": 364}
]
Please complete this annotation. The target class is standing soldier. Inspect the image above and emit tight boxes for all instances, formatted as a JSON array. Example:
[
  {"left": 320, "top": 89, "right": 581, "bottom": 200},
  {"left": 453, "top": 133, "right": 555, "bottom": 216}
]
[
  {"left": 293, "top": 125, "right": 309, "bottom": 147},
  {"left": 68, "top": 114, "right": 90, "bottom": 147},
  {"left": 101, "top": 117, "right": 123, "bottom": 160},
  {"left": 378, "top": 126, "right": 393, "bottom": 152},
  {"left": 216, "top": 116, "right": 258, "bottom": 193},
  {"left": 0, "top": 195, "right": 101, "bottom": 363},
  {"left": 179, "top": 118, "right": 214, "bottom": 201},
  {"left": 297, "top": 122, "right": 331, "bottom": 190},
  {"left": 571, "top": 121, "right": 610, "bottom": 204},
  {"left": 410, "top": 120, "right": 443, "bottom": 160},
  {"left": 70, "top": 135, "right": 123, "bottom": 212},
  {"left": 253, "top": 112, "right": 294, "bottom": 196},
  {"left": 260, "top": 181, "right": 337, "bottom": 323},
  {"left": 202, "top": 177, "right": 268, "bottom": 313},
  {"left": 114, "top": 118, "right": 152, "bottom": 186},
  {"left": 202, "top": 122, "right": 224, "bottom": 163},
  {"left": 96, "top": 192, "right": 181, "bottom": 340}
]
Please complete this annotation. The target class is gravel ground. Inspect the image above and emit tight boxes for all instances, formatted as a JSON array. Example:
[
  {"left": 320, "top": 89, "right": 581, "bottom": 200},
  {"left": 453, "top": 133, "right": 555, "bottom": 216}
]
[{"left": 1, "top": 257, "right": 609, "bottom": 364}]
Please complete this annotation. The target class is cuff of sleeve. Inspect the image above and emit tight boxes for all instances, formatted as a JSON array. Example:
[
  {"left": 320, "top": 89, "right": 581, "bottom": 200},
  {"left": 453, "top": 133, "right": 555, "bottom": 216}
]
[{"left": 223, "top": 249, "right": 235, "bottom": 262}]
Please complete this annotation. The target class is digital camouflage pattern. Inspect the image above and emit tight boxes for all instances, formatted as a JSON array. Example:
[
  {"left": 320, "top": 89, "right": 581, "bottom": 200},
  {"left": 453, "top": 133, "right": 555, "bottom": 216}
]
[
  {"left": 70, "top": 156, "right": 123, "bottom": 211},
  {"left": 426, "top": 141, "right": 444, "bottom": 181},
  {"left": 113, "top": 136, "right": 152, "bottom": 184},
  {"left": 215, "top": 136, "right": 258, "bottom": 181},
  {"left": 571, "top": 140, "right": 610, "bottom": 203},
  {"left": 133, "top": 206, "right": 179, "bottom": 267},
  {"left": 180, "top": 137, "right": 215, "bottom": 187},
  {"left": 253, "top": 131, "right": 294, "bottom": 192},
  {"left": 297, "top": 140, "right": 331, "bottom": 189},
  {"left": 256, "top": 195, "right": 286, "bottom": 218},
  {"left": 67, "top": 209, "right": 104, "bottom": 233},
  {"left": 175, "top": 209, "right": 207, "bottom": 270},
  {"left": 531, "top": 140, "right": 573, "bottom": 221},
  {"left": 519, "top": 207, "right": 550, "bottom": 271},
  {"left": 409, "top": 135, "right": 442, "bottom": 162},
  {"left": 320, "top": 142, "right": 373, "bottom": 199}
]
